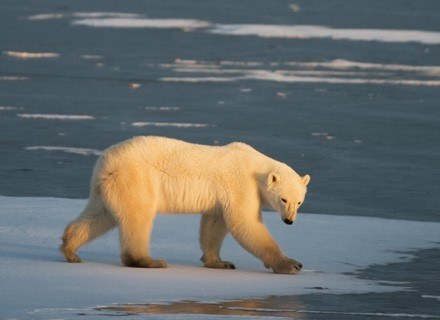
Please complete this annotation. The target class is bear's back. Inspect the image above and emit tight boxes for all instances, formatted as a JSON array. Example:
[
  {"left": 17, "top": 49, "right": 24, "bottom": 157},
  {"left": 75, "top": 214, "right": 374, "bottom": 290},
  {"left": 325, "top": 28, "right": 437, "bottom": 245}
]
[{"left": 101, "top": 136, "right": 274, "bottom": 180}]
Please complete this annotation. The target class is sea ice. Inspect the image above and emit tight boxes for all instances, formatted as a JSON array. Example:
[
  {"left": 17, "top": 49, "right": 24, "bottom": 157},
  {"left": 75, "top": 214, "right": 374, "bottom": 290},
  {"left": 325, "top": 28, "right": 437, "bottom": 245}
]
[{"left": 1, "top": 195, "right": 439, "bottom": 319}]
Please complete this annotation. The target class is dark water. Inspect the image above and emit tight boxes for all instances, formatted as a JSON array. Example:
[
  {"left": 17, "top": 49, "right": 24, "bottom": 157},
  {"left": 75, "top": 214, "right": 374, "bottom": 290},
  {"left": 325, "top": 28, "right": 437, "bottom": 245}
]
[{"left": 1, "top": 0, "right": 439, "bottom": 319}]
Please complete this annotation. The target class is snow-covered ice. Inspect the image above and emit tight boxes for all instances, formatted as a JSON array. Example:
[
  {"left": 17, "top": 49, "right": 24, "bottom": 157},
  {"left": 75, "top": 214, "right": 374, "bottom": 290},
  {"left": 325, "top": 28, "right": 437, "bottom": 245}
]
[
  {"left": 158, "top": 59, "right": 440, "bottom": 86},
  {"left": 1, "top": 195, "right": 439, "bottom": 319},
  {"left": 131, "top": 122, "right": 211, "bottom": 128},
  {"left": 28, "top": 12, "right": 440, "bottom": 45},
  {"left": 17, "top": 114, "right": 95, "bottom": 120},
  {"left": 210, "top": 24, "right": 440, "bottom": 45},
  {"left": 3, "top": 51, "right": 60, "bottom": 59},
  {"left": 25, "top": 146, "right": 103, "bottom": 157}
]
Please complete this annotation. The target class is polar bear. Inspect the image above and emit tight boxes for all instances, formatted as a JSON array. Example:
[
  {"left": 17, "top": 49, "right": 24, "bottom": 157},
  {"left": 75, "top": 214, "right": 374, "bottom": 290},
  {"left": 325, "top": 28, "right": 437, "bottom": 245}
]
[{"left": 60, "top": 136, "right": 310, "bottom": 274}]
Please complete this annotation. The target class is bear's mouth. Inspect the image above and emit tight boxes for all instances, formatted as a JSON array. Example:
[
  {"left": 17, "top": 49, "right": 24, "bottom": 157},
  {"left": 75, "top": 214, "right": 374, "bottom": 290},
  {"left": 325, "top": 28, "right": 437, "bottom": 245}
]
[{"left": 283, "top": 218, "right": 293, "bottom": 225}]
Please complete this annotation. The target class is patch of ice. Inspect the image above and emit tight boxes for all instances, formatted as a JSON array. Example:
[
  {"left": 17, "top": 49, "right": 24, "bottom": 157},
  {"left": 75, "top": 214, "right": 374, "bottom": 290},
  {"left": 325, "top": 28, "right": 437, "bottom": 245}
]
[
  {"left": 289, "top": 4, "right": 301, "bottom": 13},
  {"left": 28, "top": 11, "right": 440, "bottom": 45},
  {"left": 80, "top": 54, "right": 104, "bottom": 60},
  {"left": 158, "top": 59, "right": 440, "bottom": 86},
  {"left": 129, "top": 82, "right": 141, "bottom": 89},
  {"left": 28, "top": 13, "right": 66, "bottom": 20},
  {"left": 28, "top": 12, "right": 140, "bottom": 20},
  {"left": 17, "top": 113, "right": 95, "bottom": 120},
  {"left": 145, "top": 106, "right": 181, "bottom": 111},
  {"left": 284, "top": 59, "right": 440, "bottom": 77},
  {"left": 161, "top": 77, "right": 237, "bottom": 83},
  {"left": 422, "top": 295, "right": 440, "bottom": 301},
  {"left": 243, "top": 71, "right": 440, "bottom": 86},
  {"left": 0, "top": 106, "right": 19, "bottom": 111},
  {"left": 311, "top": 132, "right": 336, "bottom": 140},
  {"left": 25, "top": 146, "right": 103, "bottom": 156},
  {"left": 72, "top": 12, "right": 140, "bottom": 19},
  {"left": 0, "top": 195, "right": 439, "bottom": 319},
  {"left": 210, "top": 24, "right": 440, "bottom": 45},
  {"left": 0, "top": 76, "right": 29, "bottom": 81},
  {"left": 161, "top": 72, "right": 440, "bottom": 87},
  {"left": 72, "top": 17, "right": 211, "bottom": 30},
  {"left": 220, "top": 61, "right": 264, "bottom": 67},
  {"left": 131, "top": 122, "right": 210, "bottom": 128},
  {"left": 4, "top": 51, "right": 60, "bottom": 59},
  {"left": 175, "top": 59, "right": 200, "bottom": 65},
  {"left": 29, "top": 12, "right": 211, "bottom": 31}
]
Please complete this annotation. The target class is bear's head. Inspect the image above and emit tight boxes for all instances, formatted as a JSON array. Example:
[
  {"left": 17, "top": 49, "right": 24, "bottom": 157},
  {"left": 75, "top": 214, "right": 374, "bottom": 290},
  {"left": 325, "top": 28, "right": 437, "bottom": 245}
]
[{"left": 264, "top": 168, "right": 310, "bottom": 225}]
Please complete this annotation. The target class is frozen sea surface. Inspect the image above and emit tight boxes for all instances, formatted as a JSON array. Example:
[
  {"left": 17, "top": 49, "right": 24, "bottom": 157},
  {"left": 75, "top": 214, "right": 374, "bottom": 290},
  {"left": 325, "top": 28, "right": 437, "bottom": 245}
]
[{"left": 1, "top": 195, "right": 439, "bottom": 319}]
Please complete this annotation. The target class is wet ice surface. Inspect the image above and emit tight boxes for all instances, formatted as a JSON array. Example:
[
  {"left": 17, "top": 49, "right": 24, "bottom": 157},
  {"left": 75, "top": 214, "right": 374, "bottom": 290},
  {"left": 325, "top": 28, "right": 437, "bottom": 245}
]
[{"left": 1, "top": 196, "right": 439, "bottom": 319}]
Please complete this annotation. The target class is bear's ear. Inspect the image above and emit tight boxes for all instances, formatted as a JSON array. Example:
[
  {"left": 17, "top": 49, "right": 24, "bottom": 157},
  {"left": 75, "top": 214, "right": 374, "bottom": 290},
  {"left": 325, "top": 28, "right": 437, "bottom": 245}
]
[
  {"left": 267, "top": 173, "right": 280, "bottom": 186},
  {"left": 302, "top": 174, "right": 311, "bottom": 186}
]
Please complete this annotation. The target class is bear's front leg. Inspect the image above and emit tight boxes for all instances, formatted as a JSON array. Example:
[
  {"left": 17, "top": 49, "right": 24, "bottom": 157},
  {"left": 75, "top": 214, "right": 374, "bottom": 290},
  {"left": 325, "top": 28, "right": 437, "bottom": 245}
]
[{"left": 224, "top": 206, "right": 302, "bottom": 275}]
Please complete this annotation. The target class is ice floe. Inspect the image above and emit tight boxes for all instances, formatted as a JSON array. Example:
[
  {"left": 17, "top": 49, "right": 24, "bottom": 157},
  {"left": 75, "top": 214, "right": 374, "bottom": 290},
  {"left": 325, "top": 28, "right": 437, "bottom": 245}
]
[
  {"left": 210, "top": 24, "right": 440, "bottom": 45},
  {"left": 158, "top": 59, "right": 440, "bottom": 86},
  {"left": 25, "top": 146, "right": 103, "bottom": 156},
  {"left": 17, "top": 114, "right": 95, "bottom": 120},
  {"left": 0, "top": 195, "right": 439, "bottom": 319},
  {"left": 72, "top": 17, "right": 211, "bottom": 30},
  {"left": 28, "top": 12, "right": 440, "bottom": 45},
  {"left": 131, "top": 121, "right": 210, "bottom": 128},
  {"left": 3, "top": 51, "right": 60, "bottom": 59}
]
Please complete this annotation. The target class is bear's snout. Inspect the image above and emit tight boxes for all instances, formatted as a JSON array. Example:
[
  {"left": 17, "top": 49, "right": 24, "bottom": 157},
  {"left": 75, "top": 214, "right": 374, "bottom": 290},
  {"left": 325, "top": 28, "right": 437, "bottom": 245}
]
[{"left": 283, "top": 218, "right": 293, "bottom": 225}]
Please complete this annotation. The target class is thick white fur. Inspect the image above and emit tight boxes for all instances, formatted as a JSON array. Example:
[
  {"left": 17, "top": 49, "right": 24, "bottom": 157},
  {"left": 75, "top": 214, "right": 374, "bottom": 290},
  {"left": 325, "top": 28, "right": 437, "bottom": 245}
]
[{"left": 60, "top": 136, "right": 310, "bottom": 274}]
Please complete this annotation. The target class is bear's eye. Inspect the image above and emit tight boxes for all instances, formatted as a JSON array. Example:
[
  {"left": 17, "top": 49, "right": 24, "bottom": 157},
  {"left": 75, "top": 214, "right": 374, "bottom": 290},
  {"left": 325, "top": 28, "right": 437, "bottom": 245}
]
[
  {"left": 281, "top": 198, "right": 287, "bottom": 204},
  {"left": 298, "top": 202, "right": 302, "bottom": 206}
]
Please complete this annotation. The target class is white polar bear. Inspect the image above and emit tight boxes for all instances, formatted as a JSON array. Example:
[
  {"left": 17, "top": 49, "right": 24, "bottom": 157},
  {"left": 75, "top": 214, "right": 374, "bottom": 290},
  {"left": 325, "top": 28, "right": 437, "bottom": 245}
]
[{"left": 61, "top": 136, "right": 310, "bottom": 274}]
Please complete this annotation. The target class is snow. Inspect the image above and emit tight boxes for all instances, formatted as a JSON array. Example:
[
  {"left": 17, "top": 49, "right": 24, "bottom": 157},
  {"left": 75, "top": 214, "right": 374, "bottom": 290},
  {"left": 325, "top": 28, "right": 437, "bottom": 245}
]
[
  {"left": 284, "top": 59, "right": 440, "bottom": 76},
  {"left": 72, "top": 18, "right": 211, "bottom": 30},
  {"left": 145, "top": 107, "right": 181, "bottom": 111},
  {"left": 0, "top": 106, "right": 20, "bottom": 111},
  {"left": 0, "top": 76, "right": 29, "bottom": 81},
  {"left": 157, "top": 59, "right": 440, "bottom": 87},
  {"left": 28, "top": 12, "right": 440, "bottom": 45},
  {"left": 25, "top": 146, "right": 103, "bottom": 156},
  {"left": 1, "top": 195, "right": 439, "bottom": 319},
  {"left": 3, "top": 51, "right": 60, "bottom": 59},
  {"left": 160, "top": 77, "right": 237, "bottom": 83},
  {"left": 131, "top": 122, "right": 211, "bottom": 128},
  {"left": 210, "top": 24, "right": 440, "bottom": 45},
  {"left": 17, "top": 114, "right": 95, "bottom": 120}
]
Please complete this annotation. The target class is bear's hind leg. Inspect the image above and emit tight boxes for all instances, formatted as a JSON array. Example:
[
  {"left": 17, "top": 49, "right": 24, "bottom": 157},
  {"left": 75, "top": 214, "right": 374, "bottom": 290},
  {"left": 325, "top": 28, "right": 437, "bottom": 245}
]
[
  {"left": 60, "top": 205, "right": 116, "bottom": 263},
  {"left": 116, "top": 203, "right": 167, "bottom": 269},
  {"left": 199, "top": 211, "right": 235, "bottom": 269}
]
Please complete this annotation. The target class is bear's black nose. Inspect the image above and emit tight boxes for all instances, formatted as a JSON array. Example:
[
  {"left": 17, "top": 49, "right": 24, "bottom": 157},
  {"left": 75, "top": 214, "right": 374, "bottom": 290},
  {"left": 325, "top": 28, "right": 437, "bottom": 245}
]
[{"left": 283, "top": 218, "right": 293, "bottom": 225}]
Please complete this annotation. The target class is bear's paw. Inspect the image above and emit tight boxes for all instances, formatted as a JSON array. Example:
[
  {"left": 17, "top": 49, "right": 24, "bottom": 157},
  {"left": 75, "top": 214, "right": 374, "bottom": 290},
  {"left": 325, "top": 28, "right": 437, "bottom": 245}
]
[
  {"left": 271, "top": 257, "right": 303, "bottom": 275},
  {"left": 122, "top": 254, "right": 168, "bottom": 268}
]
